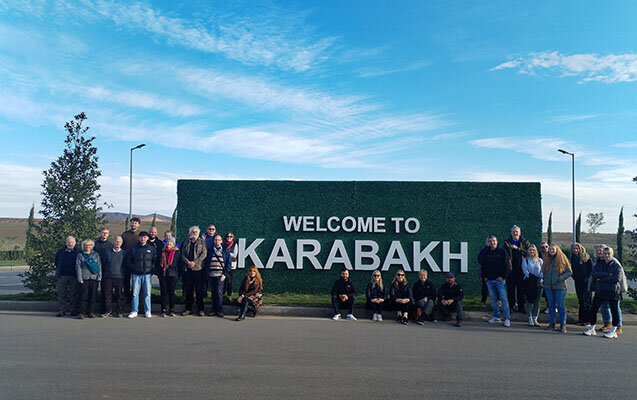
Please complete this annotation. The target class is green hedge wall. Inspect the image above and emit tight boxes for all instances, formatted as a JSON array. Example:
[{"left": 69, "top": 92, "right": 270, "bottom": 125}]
[{"left": 177, "top": 181, "right": 542, "bottom": 296}]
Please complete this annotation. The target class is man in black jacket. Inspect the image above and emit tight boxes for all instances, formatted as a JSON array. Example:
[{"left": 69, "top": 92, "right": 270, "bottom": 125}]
[
  {"left": 331, "top": 269, "right": 358, "bottom": 321},
  {"left": 504, "top": 225, "right": 530, "bottom": 313},
  {"left": 55, "top": 236, "right": 81, "bottom": 317},
  {"left": 126, "top": 232, "right": 156, "bottom": 319},
  {"left": 477, "top": 235, "right": 511, "bottom": 327},
  {"left": 101, "top": 236, "right": 125, "bottom": 317},
  {"left": 95, "top": 227, "right": 113, "bottom": 314},
  {"left": 434, "top": 272, "right": 464, "bottom": 327}
]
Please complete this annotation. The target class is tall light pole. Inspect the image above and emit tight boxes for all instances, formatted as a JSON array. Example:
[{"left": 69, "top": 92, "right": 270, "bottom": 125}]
[
  {"left": 558, "top": 149, "right": 575, "bottom": 245},
  {"left": 129, "top": 143, "right": 146, "bottom": 228}
]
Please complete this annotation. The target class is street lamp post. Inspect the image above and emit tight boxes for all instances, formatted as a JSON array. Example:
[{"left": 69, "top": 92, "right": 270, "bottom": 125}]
[
  {"left": 129, "top": 143, "right": 146, "bottom": 229},
  {"left": 558, "top": 149, "right": 575, "bottom": 245}
]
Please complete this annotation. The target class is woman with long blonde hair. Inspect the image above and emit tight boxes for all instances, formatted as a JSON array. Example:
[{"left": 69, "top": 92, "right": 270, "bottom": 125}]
[
  {"left": 521, "top": 244, "right": 543, "bottom": 326},
  {"left": 236, "top": 266, "right": 263, "bottom": 321},
  {"left": 571, "top": 242, "right": 593, "bottom": 325},
  {"left": 366, "top": 270, "right": 386, "bottom": 321},
  {"left": 542, "top": 244, "right": 572, "bottom": 332},
  {"left": 390, "top": 269, "right": 412, "bottom": 325}
]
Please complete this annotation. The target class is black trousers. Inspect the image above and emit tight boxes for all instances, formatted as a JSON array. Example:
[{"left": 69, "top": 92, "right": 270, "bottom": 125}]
[
  {"left": 77, "top": 279, "right": 99, "bottom": 315},
  {"left": 393, "top": 299, "right": 411, "bottom": 314},
  {"left": 506, "top": 272, "right": 525, "bottom": 311},
  {"left": 366, "top": 300, "right": 384, "bottom": 314},
  {"left": 225, "top": 269, "right": 235, "bottom": 296},
  {"left": 183, "top": 270, "right": 205, "bottom": 312},
  {"left": 435, "top": 301, "right": 463, "bottom": 322},
  {"left": 331, "top": 295, "right": 355, "bottom": 315},
  {"left": 589, "top": 296, "right": 619, "bottom": 326},
  {"left": 159, "top": 275, "right": 178, "bottom": 312},
  {"left": 574, "top": 279, "right": 592, "bottom": 322},
  {"left": 101, "top": 277, "right": 124, "bottom": 314},
  {"left": 123, "top": 270, "right": 132, "bottom": 306}
]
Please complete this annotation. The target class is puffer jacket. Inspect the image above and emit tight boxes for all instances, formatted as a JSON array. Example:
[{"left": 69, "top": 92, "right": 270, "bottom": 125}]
[
  {"left": 591, "top": 258, "right": 622, "bottom": 300},
  {"left": 543, "top": 256, "right": 572, "bottom": 291},
  {"left": 126, "top": 243, "right": 157, "bottom": 275}
]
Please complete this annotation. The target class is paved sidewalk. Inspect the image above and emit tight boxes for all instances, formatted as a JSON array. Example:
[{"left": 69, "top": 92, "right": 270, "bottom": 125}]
[{"left": 1, "top": 300, "right": 635, "bottom": 324}]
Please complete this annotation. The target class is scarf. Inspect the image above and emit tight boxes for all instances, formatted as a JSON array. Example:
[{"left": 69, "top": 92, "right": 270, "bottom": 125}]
[
  {"left": 160, "top": 248, "right": 176, "bottom": 276},
  {"left": 224, "top": 239, "right": 234, "bottom": 250},
  {"left": 83, "top": 252, "right": 100, "bottom": 274}
]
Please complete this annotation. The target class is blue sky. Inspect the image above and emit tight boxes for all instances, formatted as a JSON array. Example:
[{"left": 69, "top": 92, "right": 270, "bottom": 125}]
[{"left": 1, "top": 0, "right": 636, "bottom": 232}]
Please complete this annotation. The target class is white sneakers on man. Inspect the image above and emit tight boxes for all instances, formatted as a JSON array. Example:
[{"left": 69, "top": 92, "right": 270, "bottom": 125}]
[
  {"left": 528, "top": 316, "right": 534, "bottom": 326},
  {"left": 488, "top": 317, "right": 501, "bottom": 324},
  {"left": 503, "top": 319, "right": 511, "bottom": 327},
  {"left": 128, "top": 312, "right": 138, "bottom": 319},
  {"left": 145, "top": 311, "right": 152, "bottom": 318},
  {"left": 332, "top": 313, "right": 341, "bottom": 320},
  {"left": 346, "top": 314, "right": 357, "bottom": 321}
]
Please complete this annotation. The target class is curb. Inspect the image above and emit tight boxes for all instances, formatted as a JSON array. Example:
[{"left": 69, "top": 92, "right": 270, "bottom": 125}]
[{"left": 1, "top": 300, "right": 634, "bottom": 324}]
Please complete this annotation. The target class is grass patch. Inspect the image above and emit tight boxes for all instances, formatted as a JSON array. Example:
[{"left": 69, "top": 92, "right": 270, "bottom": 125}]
[{"left": 0, "top": 259, "right": 26, "bottom": 267}]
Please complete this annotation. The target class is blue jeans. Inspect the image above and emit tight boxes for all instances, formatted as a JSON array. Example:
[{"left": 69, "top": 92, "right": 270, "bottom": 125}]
[
  {"left": 486, "top": 279, "right": 510, "bottom": 320},
  {"left": 544, "top": 289, "right": 566, "bottom": 324},
  {"left": 209, "top": 276, "right": 225, "bottom": 314},
  {"left": 601, "top": 301, "right": 622, "bottom": 326},
  {"left": 131, "top": 274, "right": 152, "bottom": 313}
]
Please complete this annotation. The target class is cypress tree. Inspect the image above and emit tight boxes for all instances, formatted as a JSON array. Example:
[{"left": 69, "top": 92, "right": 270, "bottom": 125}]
[
  {"left": 151, "top": 212, "right": 157, "bottom": 228},
  {"left": 170, "top": 208, "right": 177, "bottom": 237},
  {"left": 575, "top": 212, "right": 582, "bottom": 244},
  {"left": 547, "top": 211, "right": 553, "bottom": 245},
  {"left": 21, "top": 113, "right": 107, "bottom": 296},
  {"left": 617, "top": 206, "right": 624, "bottom": 263}
]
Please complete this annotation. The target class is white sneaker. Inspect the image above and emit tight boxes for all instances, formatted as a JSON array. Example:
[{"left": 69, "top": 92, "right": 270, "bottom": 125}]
[
  {"left": 372, "top": 313, "right": 378, "bottom": 321},
  {"left": 583, "top": 325, "right": 596, "bottom": 336},
  {"left": 488, "top": 317, "right": 501, "bottom": 324},
  {"left": 503, "top": 319, "right": 511, "bottom": 327},
  {"left": 145, "top": 311, "right": 152, "bottom": 318},
  {"left": 332, "top": 313, "right": 341, "bottom": 320},
  {"left": 533, "top": 317, "right": 541, "bottom": 327},
  {"left": 128, "top": 312, "right": 138, "bottom": 319},
  {"left": 528, "top": 316, "right": 534, "bottom": 326},
  {"left": 377, "top": 314, "right": 383, "bottom": 322},
  {"left": 604, "top": 327, "right": 617, "bottom": 339},
  {"left": 346, "top": 314, "right": 357, "bottom": 321}
]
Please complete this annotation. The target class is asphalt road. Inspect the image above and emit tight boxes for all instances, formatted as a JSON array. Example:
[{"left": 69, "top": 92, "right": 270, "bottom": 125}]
[{"left": 0, "top": 311, "right": 635, "bottom": 400}]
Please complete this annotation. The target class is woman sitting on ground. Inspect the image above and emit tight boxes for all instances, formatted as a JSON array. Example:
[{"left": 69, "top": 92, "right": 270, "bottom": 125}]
[
  {"left": 390, "top": 269, "right": 412, "bottom": 325},
  {"left": 236, "top": 265, "right": 263, "bottom": 321},
  {"left": 366, "top": 270, "right": 386, "bottom": 321},
  {"left": 521, "top": 244, "right": 543, "bottom": 327}
]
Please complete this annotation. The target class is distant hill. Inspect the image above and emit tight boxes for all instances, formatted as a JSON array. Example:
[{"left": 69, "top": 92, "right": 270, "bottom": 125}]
[{"left": 99, "top": 212, "right": 171, "bottom": 222}]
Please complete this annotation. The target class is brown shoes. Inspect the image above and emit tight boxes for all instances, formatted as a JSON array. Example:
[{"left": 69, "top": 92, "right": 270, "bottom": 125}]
[
  {"left": 601, "top": 322, "right": 612, "bottom": 333},
  {"left": 616, "top": 326, "right": 623, "bottom": 335}
]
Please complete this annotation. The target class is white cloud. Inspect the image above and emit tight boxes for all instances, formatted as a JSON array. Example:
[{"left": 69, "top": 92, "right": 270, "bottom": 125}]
[
  {"left": 87, "top": 0, "right": 335, "bottom": 72},
  {"left": 177, "top": 66, "right": 373, "bottom": 119},
  {"left": 470, "top": 137, "right": 574, "bottom": 161},
  {"left": 551, "top": 114, "right": 600, "bottom": 124},
  {"left": 357, "top": 60, "right": 431, "bottom": 78},
  {"left": 468, "top": 172, "right": 637, "bottom": 232},
  {"left": 613, "top": 141, "right": 637, "bottom": 148},
  {"left": 492, "top": 51, "right": 637, "bottom": 83},
  {"left": 83, "top": 86, "right": 205, "bottom": 117}
]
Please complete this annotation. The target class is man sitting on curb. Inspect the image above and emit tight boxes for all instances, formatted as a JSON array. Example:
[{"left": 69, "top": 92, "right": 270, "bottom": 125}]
[
  {"left": 435, "top": 272, "right": 464, "bottom": 327},
  {"left": 331, "top": 268, "right": 358, "bottom": 321}
]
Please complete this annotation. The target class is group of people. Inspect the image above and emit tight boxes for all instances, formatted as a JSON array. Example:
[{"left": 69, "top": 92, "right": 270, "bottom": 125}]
[
  {"left": 476, "top": 225, "right": 627, "bottom": 338},
  {"left": 55, "top": 218, "right": 262, "bottom": 321},
  {"left": 55, "top": 220, "right": 627, "bottom": 337},
  {"left": 331, "top": 268, "right": 464, "bottom": 326}
]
